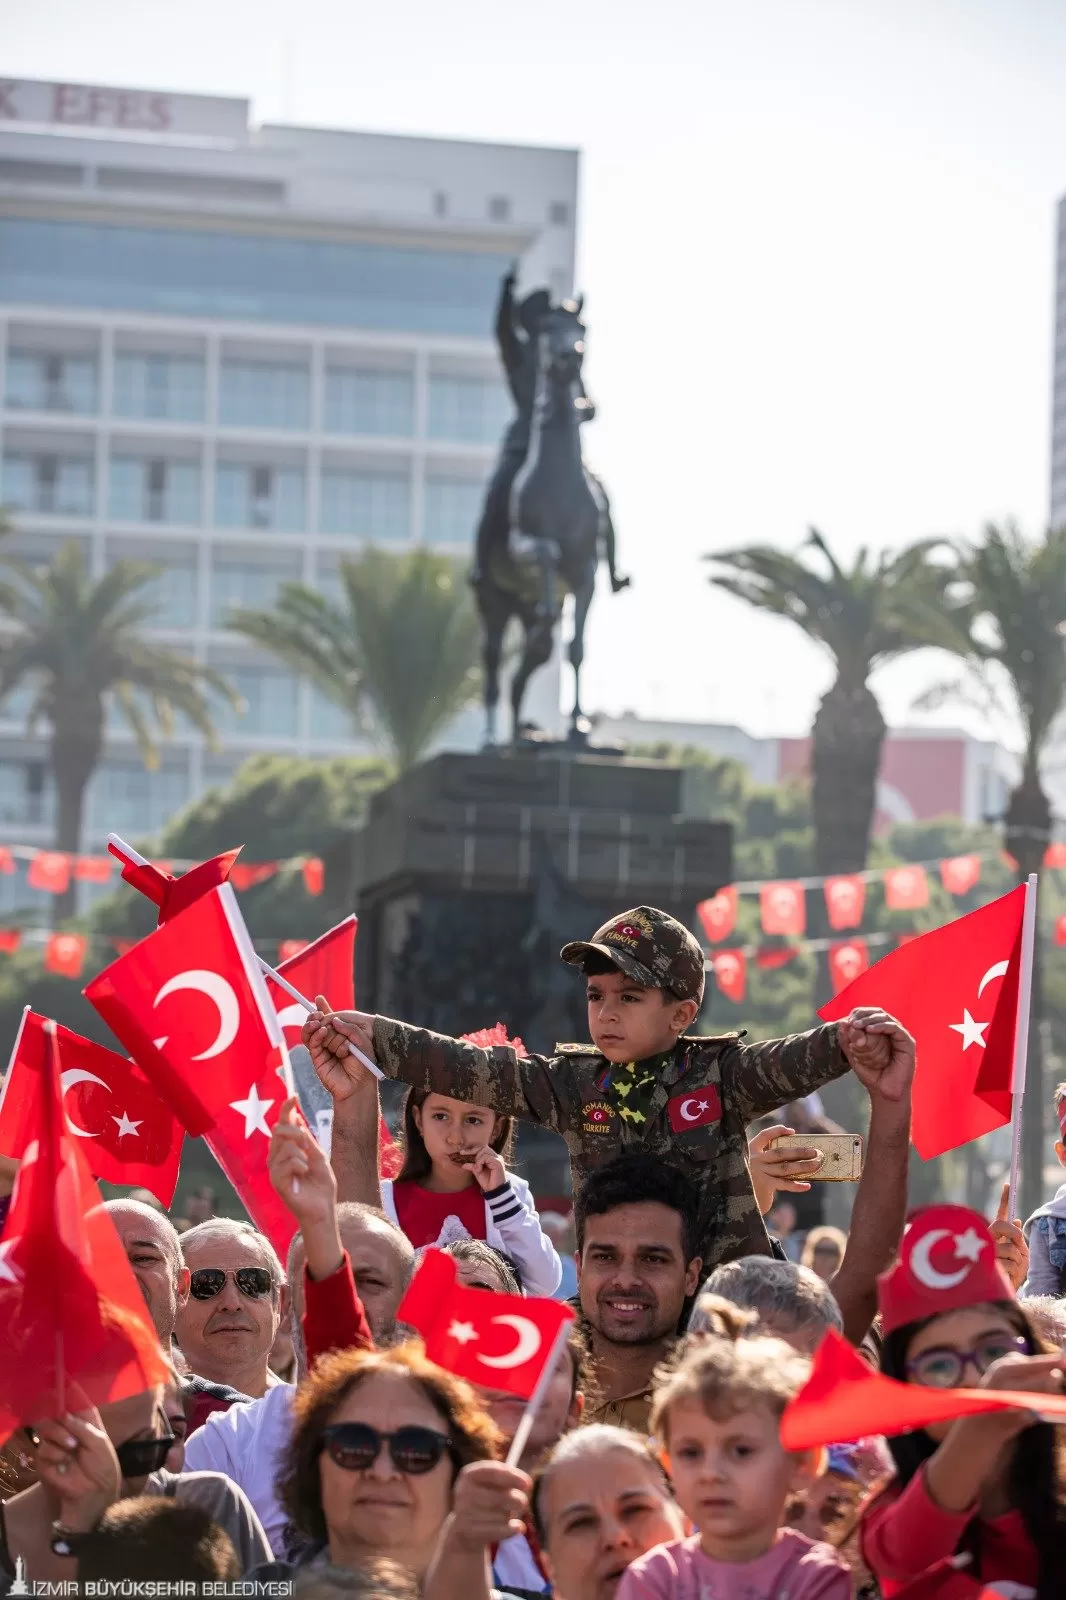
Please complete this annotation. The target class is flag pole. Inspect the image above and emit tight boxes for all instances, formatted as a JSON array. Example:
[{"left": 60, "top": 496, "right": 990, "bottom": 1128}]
[
  {"left": 45, "top": 1019, "right": 67, "bottom": 1416},
  {"left": 1007, "top": 872, "right": 1039, "bottom": 1217},
  {"left": 107, "top": 832, "right": 383, "bottom": 1082},
  {"left": 505, "top": 1321, "right": 572, "bottom": 1469}
]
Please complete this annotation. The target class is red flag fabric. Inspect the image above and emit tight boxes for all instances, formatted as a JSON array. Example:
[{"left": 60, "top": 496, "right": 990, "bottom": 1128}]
[
  {"left": 302, "top": 857, "right": 325, "bottom": 896},
  {"left": 28, "top": 851, "right": 71, "bottom": 895},
  {"left": 713, "top": 949, "right": 747, "bottom": 1003},
  {"left": 278, "top": 940, "right": 309, "bottom": 962},
  {"left": 760, "top": 881, "right": 805, "bottom": 936},
  {"left": 828, "top": 939, "right": 869, "bottom": 995},
  {"left": 84, "top": 884, "right": 296, "bottom": 1258},
  {"left": 755, "top": 946, "right": 798, "bottom": 970},
  {"left": 0, "top": 1010, "right": 184, "bottom": 1206},
  {"left": 74, "top": 855, "right": 114, "bottom": 885},
  {"left": 0, "top": 1022, "right": 167, "bottom": 1446},
  {"left": 1056, "top": 915, "right": 1066, "bottom": 949},
  {"left": 780, "top": 1327, "right": 1066, "bottom": 1451},
  {"left": 667, "top": 1085, "right": 722, "bottom": 1133},
  {"left": 884, "top": 864, "right": 929, "bottom": 910},
  {"left": 398, "top": 1248, "right": 573, "bottom": 1399},
  {"left": 824, "top": 874, "right": 865, "bottom": 930},
  {"left": 0, "top": 849, "right": 14, "bottom": 875},
  {"left": 869, "top": 1558, "right": 985, "bottom": 1600},
  {"left": 1044, "top": 842, "right": 1066, "bottom": 869},
  {"left": 697, "top": 886, "right": 737, "bottom": 944},
  {"left": 819, "top": 887, "right": 1025, "bottom": 1159},
  {"left": 44, "top": 931, "right": 87, "bottom": 979},
  {"left": 107, "top": 839, "right": 242, "bottom": 923},
  {"left": 230, "top": 862, "right": 279, "bottom": 892},
  {"left": 0, "top": 931, "right": 20, "bottom": 955},
  {"left": 940, "top": 855, "right": 981, "bottom": 896}
]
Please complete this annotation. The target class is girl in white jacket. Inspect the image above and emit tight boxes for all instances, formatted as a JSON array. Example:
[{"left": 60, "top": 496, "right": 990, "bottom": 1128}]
[{"left": 381, "top": 1025, "right": 563, "bottom": 1300}]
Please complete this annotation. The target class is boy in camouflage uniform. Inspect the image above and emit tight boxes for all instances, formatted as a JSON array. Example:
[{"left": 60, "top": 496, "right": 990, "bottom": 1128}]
[{"left": 303, "top": 905, "right": 912, "bottom": 1273}]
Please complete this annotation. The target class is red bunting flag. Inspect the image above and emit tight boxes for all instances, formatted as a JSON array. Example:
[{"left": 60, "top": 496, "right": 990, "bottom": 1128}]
[
  {"left": 828, "top": 939, "right": 869, "bottom": 995},
  {"left": 28, "top": 851, "right": 70, "bottom": 895},
  {"left": 0, "top": 1010, "right": 184, "bottom": 1207},
  {"left": 0, "top": 849, "right": 14, "bottom": 875},
  {"left": 823, "top": 874, "right": 865, "bottom": 930},
  {"left": 44, "top": 931, "right": 87, "bottom": 979},
  {"left": 1044, "top": 842, "right": 1066, "bottom": 869},
  {"left": 697, "top": 886, "right": 737, "bottom": 944},
  {"left": 780, "top": 1327, "right": 1066, "bottom": 1451},
  {"left": 755, "top": 947, "right": 798, "bottom": 971},
  {"left": 302, "top": 857, "right": 325, "bottom": 896},
  {"left": 713, "top": 949, "right": 747, "bottom": 1003},
  {"left": 0, "top": 1022, "right": 167, "bottom": 1446},
  {"left": 0, "top": 931, "right": 20, "bottom": 955},
  {"left": 760, "top": 881, "right": 805, "bottom": 937},
  {"left": 1056, "top": 915, "right": 1066, "bottom": 948},
  {"left": 819, "top": 886, "right": 1025, "bottom": 1160},
  {"left": 74, "top": 855, "right": 114, "bottom": 884},
  {"left": 940, "top": 854, "right": 981, "bottom": 896},
  {"left": 398, "top": 1248, "right": 573, "bottom": 1400},
  {"left": 230, "top": 862, "right": 279, "bottom": 892},
  {"left": 278, "top": 940, "right": 309, "bottom": 962},
  {"left": 884, "top": 864, "right": 929, "bottom": 910},
  {"left": 107, "top": 838, "right": 242, "bottom": 923},
  {"left": 84, "top": 884, "right": 297, "bottom": 1258}
]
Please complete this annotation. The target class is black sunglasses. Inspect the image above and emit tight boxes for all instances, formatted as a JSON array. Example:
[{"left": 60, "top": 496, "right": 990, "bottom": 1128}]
[
  {"left": 189, "top": 1266, "right": 274, "bottom": 1301},
  {"left": 319, "top": 1423, "right": 454, "bottom": 1476}
]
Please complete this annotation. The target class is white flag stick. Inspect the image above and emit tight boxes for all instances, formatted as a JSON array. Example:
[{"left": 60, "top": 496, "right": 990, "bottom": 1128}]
[
  {"left": 1007, "top": 872, "right": 1039, "bottom": 1218},
  {"left": 505, "top": 1320, "right": 573, "bottom": 1469},
  {"left": 107, "top": 832, "right": 383, "bottom": 1082}
]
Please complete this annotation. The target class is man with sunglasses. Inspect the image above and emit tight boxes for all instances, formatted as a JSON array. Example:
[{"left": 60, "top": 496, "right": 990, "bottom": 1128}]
[{"left": 175, "top": 1219, "right": 285, "bottom": 1402}]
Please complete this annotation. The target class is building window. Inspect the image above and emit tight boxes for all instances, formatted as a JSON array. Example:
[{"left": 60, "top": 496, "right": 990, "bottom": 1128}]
[
  {"left": 324, "top": 368, "right": 414, "bottom": 436},
  {"left": 320, "top": 470, "right": 411, "bottom": 540},
  {"left": 215, "top": 463, "right": 305, "bottom": 531},
  {"left": 219, "top": 360, "right": 310, "bottom": 430},
  {"left": 427, "top": 374, "right": 512, "bottom": 444},
  {"left": 0, "top": 760, "right": 53, "bottom": 827},
  {"left": 210, "top": 562, "right": 297, "bottom": 628},
  {"left": 423, "top": 476, "right": 485, "bottom": 545},
  {"left": 137, "top": 563, "right": 199, "bottom": 628},
  {"left": 89, "top": 763, "right": 189, "bottom": 838},
  {"left": 488, "top": 196, "right": 511, "bottom": 222},
  {"left": 1, "top": 453, "right": 94, "bottom": 515},
  {"left": 214, "top": 666, "right": 299, "bottom": 737},
  {"left": 308, "top": 687, "right": 353, "bottom": 742},
  {"left": 108, "top": 457, "right": 201, "bottom": 524},
  {"left": 6, "top": 351, "right": 97, "bottom": 414},
  {"left": 549, "top": 201, "right": 569, "bottom": 226},
  {"left": 433, "top": 192, "right": 449, "bottom": 218},
  {"left": 113, "top": 353, "right": 205, "bottom": 421}
]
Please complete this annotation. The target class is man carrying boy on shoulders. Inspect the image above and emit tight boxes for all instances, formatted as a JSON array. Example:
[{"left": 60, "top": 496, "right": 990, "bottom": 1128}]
[{"left": 303, "top": 905, "right": 913, "bottom": 1273}]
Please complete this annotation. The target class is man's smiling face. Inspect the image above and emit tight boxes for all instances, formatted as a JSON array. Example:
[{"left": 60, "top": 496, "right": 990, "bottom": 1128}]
[
  {"left": 577, "top": 1201, "right": 701, "bottom": 1345},
  {"left": 585, "top": 969, "right": 695, "bottom": 1063}
]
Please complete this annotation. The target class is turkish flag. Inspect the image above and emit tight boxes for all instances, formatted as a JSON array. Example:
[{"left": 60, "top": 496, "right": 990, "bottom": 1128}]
[
  {"left": 781, "top": 1328, "right": 1066, "bottom": 1452},
  {"left": 302, "top": 858, "right": 325, "bottom": 896},
  {"left": 828, "top": 939, "right": 869, "bottom": 995},
  {"left": 760, "top": 881, "right": 805, "bottom": 936},
  {"left": 0, "top": 1022, "right": 167, "bottom": 1446},
  {"left": 278, "top": 940, "right": 309, "bottom": 962},
  {"left": 884, "top": 864, "right": 929, "bottom": 910},
  {"left": 107, "top": 838, "right": 242, "bottom": 924},
  {"left": 84, "top": 884, "right": 297, "bottom": 1257},
  {"left": 399, "top": 1249, "right": 573, "bottom": 1400},
  {"left": 824, "top": 874, "right": 865, "bottom": 930},
  {"left": 713, "top": 949, "right": 747, "bottom": 1003},
  {"left": 44, "top": 931, "right": 87, "bottom": 979},
  {"left": 667, "top": 1084, "right": 722, "bottom": 1133},
  {"left": 0, "top": 1010, "right": 184, "bottom": 1206},
  {"left": 1044, "top": 842, "right": 1066, "bottom": 869},
  {"left": 820, "top": 886, "right": 1025, "bottom": 1159},
  {"left": 755, "top": 947, "right": 797, "bottom": 970},
  {"left": 697, "top": 886, "right": 737, "bottom": 944},
  {"left": 0, "top": 931, "right": 20, "bottom": 954},
  {"left": 28, "top": 851, "right": 71, "bottom": 895},
  {"left": 230, "top": 862, "right": 279, "bottom": 892},
  {"left": 0, "top": 849, "right": 14, "bottom": 875},
  {"left": 74, "top": 856, "right": 114, "bottom": 885},
  {"left": 940, "top": 854, "right": 981, "bottom": 896},
  {"left": 1056, "top": 915, "right": 1066, "bottom": 948}
]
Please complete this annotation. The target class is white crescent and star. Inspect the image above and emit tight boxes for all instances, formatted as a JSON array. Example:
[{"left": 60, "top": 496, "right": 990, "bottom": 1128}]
[
  {"left": 910, "top": 1227, "right": 986, "bottom": 1290},
  {"left": 0, "top": 1240, "right": 19, "bottom": 1284},
  {"left": 229, "top": 1082, "right": 274, "bottom": 1139},
  {"left": 678, "top": 1096, "right": 711, "bottom": 1123},
  {"left": 948, "top": 960, "right": 1010, "bottom": 1052},
  {"left": 154, "top": 970, "right": 240, "bottom": 1060},
  {"left": 59, "top": 1067, "right": 142, "bottom": 1141},
  {"left": 478, "top": 1315, "right": 543, "bottom": 1369},
  {"left": 275, "top": 1003, "right": 307, "bottom": 1033},
  {"left": 977, "top": 961, "right": 1010, "bottom": 998}
]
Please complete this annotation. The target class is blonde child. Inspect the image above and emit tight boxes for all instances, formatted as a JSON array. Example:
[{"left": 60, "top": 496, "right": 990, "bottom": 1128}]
[{"left": 617, "top": 1334, "right": 851, "bottom": 1599}]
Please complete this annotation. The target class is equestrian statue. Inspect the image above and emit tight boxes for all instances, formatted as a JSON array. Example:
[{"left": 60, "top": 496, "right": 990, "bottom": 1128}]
[{"left": 471, "top": 268, "right": 629, "bottom": 745}]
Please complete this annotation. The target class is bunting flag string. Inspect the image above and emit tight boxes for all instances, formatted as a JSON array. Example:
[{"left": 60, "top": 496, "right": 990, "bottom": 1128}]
[
  {"left": 0, "top": 926, "right": 329, "bottom": 980},
  {"left": 0, "top": 845, "right": 325, "bottom": 896}
]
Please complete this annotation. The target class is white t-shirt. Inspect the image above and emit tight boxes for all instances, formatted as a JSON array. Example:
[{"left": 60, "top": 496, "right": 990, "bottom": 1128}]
[{"left": 182, "top": 1382, "right": 295, "bottom": 1557}]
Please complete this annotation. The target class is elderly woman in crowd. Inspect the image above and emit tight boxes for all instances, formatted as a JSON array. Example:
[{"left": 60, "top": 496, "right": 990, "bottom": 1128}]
[{"left": 248, "top": 1343, "right": 530, "bottom": 1597}]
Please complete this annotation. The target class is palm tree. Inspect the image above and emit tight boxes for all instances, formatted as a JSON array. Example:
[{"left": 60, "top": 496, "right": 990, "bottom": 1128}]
[
  {"left": 0, "top": 543, "right": 235, "bottom": 920},
  {"left": 705, "top": 529, "right": 967, "bottom": 875},
  {"left": 231, "top": 547, "right": 481, "bottom": 772},
  {"left": 919, "top": 521, "right": 1066, "bottom": 1215}
]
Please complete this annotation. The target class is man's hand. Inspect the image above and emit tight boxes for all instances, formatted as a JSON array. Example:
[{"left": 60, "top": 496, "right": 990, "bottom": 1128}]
[
  {"left": 838, "top": 1008, "right": 915, "bottom": 1105},
  {"left": 470, "top": 1145, "right": 507, "bottom": 1193},
  {"left": 444, "top": 1460, "right": 530, "bottom": 1551},
  {"left": 269, "top": 1097, "right": 337, "bottom": 1228},
  {"left": 747, "top": 1125, "right": 823, "bottom": 1215},
  {"left": 303, "top": 998, "right": 379, "bottom": 1101},
  {"left": 990, "top": 1180, "right": 1029, "bottom": 1292},
  {"left": 34, "top": 1408, "right": 121, "bottom": 1534}
]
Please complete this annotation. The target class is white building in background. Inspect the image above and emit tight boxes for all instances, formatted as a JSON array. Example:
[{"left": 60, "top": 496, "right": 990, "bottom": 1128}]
[
  {"left": 1052, "top": 189, "right": 1066, "bottom": 529},
  {"left": 0, "top": 78, "right": 577, "bottom": 902}
]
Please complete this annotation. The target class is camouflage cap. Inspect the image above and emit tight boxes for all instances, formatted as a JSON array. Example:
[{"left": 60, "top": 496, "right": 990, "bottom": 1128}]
[{"left": 560, "top": 905, "right": 706, "bottom": 1003}]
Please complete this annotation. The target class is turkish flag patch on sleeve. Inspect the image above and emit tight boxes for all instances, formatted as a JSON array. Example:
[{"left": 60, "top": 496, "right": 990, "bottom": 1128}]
[{"left": 667, "top": 1084, "right": 722, "bottom": 1133}]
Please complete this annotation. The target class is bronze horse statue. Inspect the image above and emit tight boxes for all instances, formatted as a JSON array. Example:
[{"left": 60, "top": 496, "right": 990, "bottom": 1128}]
[{"left": 472, "top": 280, "right": 628, "bottom": 745}]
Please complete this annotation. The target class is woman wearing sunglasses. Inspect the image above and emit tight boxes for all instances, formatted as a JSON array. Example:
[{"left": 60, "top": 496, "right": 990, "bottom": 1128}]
[
  {"left": 0, "top": 1385, "right": 271, "bottom": 1583},
  {"left": 247, "top": 1343, "right": 530, "bottom": 1597}
]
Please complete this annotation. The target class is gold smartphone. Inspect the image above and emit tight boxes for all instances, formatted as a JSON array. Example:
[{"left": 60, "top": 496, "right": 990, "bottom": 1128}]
[{"left": 768, "top": 1132, "right": 865, "bottom": 1182}]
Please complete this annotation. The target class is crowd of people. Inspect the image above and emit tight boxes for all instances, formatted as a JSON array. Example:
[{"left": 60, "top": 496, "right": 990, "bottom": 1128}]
[{"left": 1, "top": 903, "right": 1065, "bottom": 1599}]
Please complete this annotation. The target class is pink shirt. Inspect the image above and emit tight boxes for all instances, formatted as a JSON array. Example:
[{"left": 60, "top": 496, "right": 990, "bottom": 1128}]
[{"left": 617, "top": 1529, "right": 851, "bottom": 1600}]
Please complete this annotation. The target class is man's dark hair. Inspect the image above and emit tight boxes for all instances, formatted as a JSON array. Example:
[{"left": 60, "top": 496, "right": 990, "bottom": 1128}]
[
  {"left": 76, "top": 1497, "right": 239, "bottom": 1581},
  {"left": 574, "top": 1153, "right": 699, "bottom": 1262}
]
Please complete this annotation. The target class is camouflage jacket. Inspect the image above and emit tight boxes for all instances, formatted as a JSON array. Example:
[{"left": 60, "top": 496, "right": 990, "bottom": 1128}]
[{"left": 371, "top": 1019, "right": 849, "bottom": 1273}]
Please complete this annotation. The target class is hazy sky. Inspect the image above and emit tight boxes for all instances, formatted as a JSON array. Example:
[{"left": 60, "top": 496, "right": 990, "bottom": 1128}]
[{"left": 7, "top": 0, "right": 1066, "bottom": 746}]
